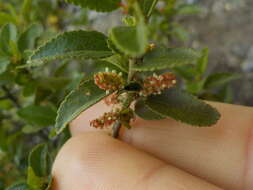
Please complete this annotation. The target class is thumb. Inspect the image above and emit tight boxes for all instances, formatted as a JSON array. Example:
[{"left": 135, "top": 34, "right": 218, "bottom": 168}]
[{"left": 52, "top": 132, "right": 221, "bottom": 190}]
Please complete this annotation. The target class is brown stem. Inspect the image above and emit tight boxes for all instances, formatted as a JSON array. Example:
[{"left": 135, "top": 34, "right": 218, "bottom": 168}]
[{"left": 112, "top": 120, "right": 121, "bottom": 138}]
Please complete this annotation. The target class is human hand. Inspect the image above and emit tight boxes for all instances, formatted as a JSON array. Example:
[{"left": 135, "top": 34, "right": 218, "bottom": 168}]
[{"left": 52, "top": 101, "right": 253, "bottom": 190}]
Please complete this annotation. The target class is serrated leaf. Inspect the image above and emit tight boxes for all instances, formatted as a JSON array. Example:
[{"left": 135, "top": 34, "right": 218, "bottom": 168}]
[
  {"left": 196, "top": 48, "right": 209, "bottom": 75},
  {"left": 5, "top": 183, "right": 30, "bottom": 190},
  {"left": 139, "top": 0, "right": 158, "bottom": 17},
  {"left": 145, "top": 88, "right": 220, "bottom": 126},
  {"left": 55, "top": 80, "right": 107, "bottom": 134},
  {"left": 28, "top": 144, "right": 51, "bottom": 177},
  {"left": 133, "top": 47, "right": 200, "bottom": 71},
  {"left": 65, "top": 0, "right": 121, "bottom": 12},
  {"left": 135, "top": 99, "right": 165, "bottom": 120},
  {"left": 0, "top": 57, "right": 11, "bottom": 74},
  {"left": 17, "top": 105, "right": 57, "bottom": 127},
  {"left": 29, "top": 30, "right": 112, "bottom": 62},
  {"left": 204, "top": 72, "right": 241, "bottom": 89},
  {"left": 18, "top": 23, "right": 43, "bottom": 53}
]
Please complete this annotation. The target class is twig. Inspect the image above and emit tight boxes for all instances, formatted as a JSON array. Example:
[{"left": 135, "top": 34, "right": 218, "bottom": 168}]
[{"left": 112, "top": 120, "right": 121, "bottom": 138}]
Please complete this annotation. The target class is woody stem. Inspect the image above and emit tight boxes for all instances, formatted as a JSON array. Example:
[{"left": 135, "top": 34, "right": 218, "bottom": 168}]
[
  {"left": 112, "top": 120, "right": 121, "bottom": 138},
  {"left": 112, "top": 58, "right": 136, "bottom": 138}
]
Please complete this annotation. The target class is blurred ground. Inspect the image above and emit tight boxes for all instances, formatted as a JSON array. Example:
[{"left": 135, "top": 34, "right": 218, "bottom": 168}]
[{"left": 185, "top": 0, "right": 253, "bottom": 106}]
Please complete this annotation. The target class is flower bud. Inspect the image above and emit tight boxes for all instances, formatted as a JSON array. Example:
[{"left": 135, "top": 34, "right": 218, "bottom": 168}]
[
  {"left": 90, "top": 110, "right": 120, "bottom": 129},
  {"left": 94, "top": 71, "right": 124, "bottom": 92},
  {"left": 140, "top": 72, "right": 177, "bottom": 96}
]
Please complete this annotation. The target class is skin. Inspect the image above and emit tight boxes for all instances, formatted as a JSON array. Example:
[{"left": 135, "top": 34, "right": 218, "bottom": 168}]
[{"left": 52, "top": 101, "right": 253, "bottom": 190}]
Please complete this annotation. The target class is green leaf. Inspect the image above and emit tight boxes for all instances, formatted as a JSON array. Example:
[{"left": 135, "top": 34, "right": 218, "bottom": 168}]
[
  {"left": 83, "top": 60, "right": 126, "bottom": 81},
  {"left": 29, "top": 30, "right": 112, "bottom": 63},
  {"left": 65, "top": 0, "right": 121, "bottom": 12},
  {"left": 102, "top": 54, "right": 128, "bottom": 73},
  {"left": 27, "top": 167, "right": 48, "bottom": 189},
  {"left": 173, "top": 65, "right": 197, "bottom": 81},
  {"left": 18, "top": 23, "right": 43, "bottom": 53},
  {"left": 204, "top": 72, "right": 241, "bottom": 89},
  {"left": 5, "top": 183, "right": 30, "bottom": 190},
  {"left": 0, "top": 57, "right": 11, "bottom": 74},
  {"left": 186, "top": 80, "right": 206, "bottom": 94},
  {"left": 196, "top": 48, "right": 209, "bottom": 75},
  {"left": 17, "top": 105, "right": 57, "bottom": 126},
  {"left": 28, "top": 144, "right": 51, "bottom": 177},
  {"left": 21, "top": 0, "right": 33, "bottom": 22},
  {"left": 109, "top": 25, "right": 148, "bottom": 57},
  {"left": 55, "top": 80, "right": 107, "bottom": 134},
  {"left": 135, "top": 99, "right": 165, "bottom": 120},
  {"left": 176, "top": 4, "right": 201, "bottom": 15},
  {"left": 145, "top": 88, "right": 220, "bottom": 126},
  {"left": 0, "top": 12, "right": 17, "bottom": 26},
  {"left": 0, "top": 23, "right": 17, "bottom": 55},
  {"left": 133, "top": 47, "right": 200, "bottom": 71},
  {"left": 139, "top": 0, "right": 158, "bottom": 17}
]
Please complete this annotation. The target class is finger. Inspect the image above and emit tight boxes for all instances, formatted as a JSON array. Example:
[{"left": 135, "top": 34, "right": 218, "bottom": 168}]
[
  {"left": 52, "top": 132, "right": 221, "bottom": 190},
  {"left": 70, "top": 102, "right": 253, "bottom": 190}
]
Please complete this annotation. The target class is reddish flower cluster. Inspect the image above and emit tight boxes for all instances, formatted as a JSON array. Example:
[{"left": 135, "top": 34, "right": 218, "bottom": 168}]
[
  {"left": 104, "top": 93, "right": 119, "bottom": 106},
  {"left": 90, "top": 110, "right": 120, "bottom": 129},
  {"left": 94, "top": 71, "right": 124, "bottom": 93},
  {"left": 140, "top": 72, "right": 177, "bottom": 96}
]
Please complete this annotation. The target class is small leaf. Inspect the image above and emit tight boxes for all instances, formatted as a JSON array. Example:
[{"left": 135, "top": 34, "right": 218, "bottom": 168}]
[
  {"left": 0, "top": 57, "right": 11, "bottom": 74},
  {"left": 139, "top": 0, "right": 158, "bottom": 17},
  {"left": 109, "top": 2, "right": 148, "bottom": 57},
  {"left": 28, "top": 144, "right": 51, "bottom": 177},
  {"left": 133, "top": 47, "right": 200, "bottom": 71},
  {"left": 5, "top": 183, "right": 30, "bottom": 190},
  {"left": 186, "top": 80, "right": 206, "bottom": 94},
  {"left": 85, "top": 60, "right": 127, "bottom": 80},
  {"left": 18, "top": 23, "right": 43, "bottom": 53},
  {"left": 173, "top": 65, "right": 197, "bottom": 81},
  {"left": 102, "top": 54, "right": 128, "bottom": 73},
  {"left": 65, "top": 0, "right": 121, "bottom": 12},
  {"left": 17, "top": 105, "right": 57, "bottom": 126},
  {"left": 27, "top": 167, "right": 48, "bottom": 189},
  {"left": 196, "top": 48, "right": 209, "bottom": 75},
  {"left": 55, "top": 80, "right": 107, "bottom": 134},
  {"left": 176, "top": 4, "right": 201, "bottom": 15},
  {"left": 204, "top": 72, "right": 241, "bottom": 89},
  {"left": 21, "top": 0, "right": 33, "bottom": 22},
  {"left": 109, "top": 25, "right": 148, "bottom": 57},
  {"left": 135, "top": 99, "right": 165, "bottom": 120},
  {"left": 145, "top": 88, "right": 220, "bottom": 126},
  {"left": 29, "top": 30, "right": 112, "bottom": 62}
]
